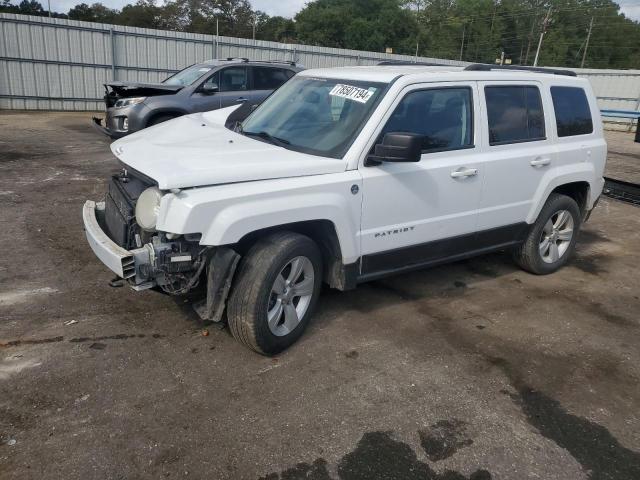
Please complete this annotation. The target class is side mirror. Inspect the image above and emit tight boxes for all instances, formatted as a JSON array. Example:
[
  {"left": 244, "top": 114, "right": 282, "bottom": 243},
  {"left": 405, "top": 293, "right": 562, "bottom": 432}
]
[
  {"left": 366, "top": 132, "right": 423, "bottom": 166},
  {"left": 200, "top": 83, "right": 219, "bottom": 94}
]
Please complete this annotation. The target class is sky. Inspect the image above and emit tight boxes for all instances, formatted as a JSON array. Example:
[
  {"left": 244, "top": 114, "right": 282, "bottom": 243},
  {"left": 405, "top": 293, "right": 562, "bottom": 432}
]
[
  {"left": 618, "top": 0, "right": 640, "bottom": 22},
  {"left": 47, "top": 0, "right": 640, "bottom": 21}
]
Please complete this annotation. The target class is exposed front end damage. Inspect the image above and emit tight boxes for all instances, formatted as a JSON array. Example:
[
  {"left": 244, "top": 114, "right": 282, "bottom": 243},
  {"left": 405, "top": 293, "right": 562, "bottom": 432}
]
[
  {"left": 102, "top": 81, "right": 183, "bottom": 108},
  {"left": 93, "top": 81, "right": 183, "bottom": 138},
  {"left": 82, "top": 170, "right": 240, "bottom": 322}
]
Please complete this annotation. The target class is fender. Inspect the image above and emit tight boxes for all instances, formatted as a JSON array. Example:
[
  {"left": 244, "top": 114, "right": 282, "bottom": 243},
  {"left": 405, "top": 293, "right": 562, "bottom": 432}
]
[
  {"left": 156, "top": 171, "right": 363, "bottom": 264},
  {"left": 142, "top": 107, "right": 190, "bottom": 126},
  {"left": 526, "top": 163, "right": 600, "bottom": 224}
]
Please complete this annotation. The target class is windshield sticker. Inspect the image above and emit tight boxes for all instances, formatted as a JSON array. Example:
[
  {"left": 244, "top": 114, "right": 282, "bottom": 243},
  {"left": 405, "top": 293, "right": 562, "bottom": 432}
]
[{"left": 329, "top": 84, "right": 375, "bottom": 103}]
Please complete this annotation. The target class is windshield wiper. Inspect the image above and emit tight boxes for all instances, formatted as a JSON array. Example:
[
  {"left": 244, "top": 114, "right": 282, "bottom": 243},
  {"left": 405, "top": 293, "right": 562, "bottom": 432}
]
[{"left": 242, "top": 130, "right": 290, "bottom": 147}]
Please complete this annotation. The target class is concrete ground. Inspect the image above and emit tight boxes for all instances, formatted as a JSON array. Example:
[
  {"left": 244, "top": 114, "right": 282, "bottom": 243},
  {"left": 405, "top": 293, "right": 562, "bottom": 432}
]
[
  {"left": 1, "top": 111, "right": 639, "bottom": 480},
  {"left": 604, "top": 130, "right": 640, "bottom": 183}
]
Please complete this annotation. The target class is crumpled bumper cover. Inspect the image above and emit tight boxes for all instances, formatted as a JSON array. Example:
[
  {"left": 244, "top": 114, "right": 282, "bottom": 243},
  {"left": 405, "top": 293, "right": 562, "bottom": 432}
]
[
  {"left": 91, "top": 117, "right": 127, "bottom": 139},
  {"left": 82, "top": 200, "right": 151, "bottom": 283}
]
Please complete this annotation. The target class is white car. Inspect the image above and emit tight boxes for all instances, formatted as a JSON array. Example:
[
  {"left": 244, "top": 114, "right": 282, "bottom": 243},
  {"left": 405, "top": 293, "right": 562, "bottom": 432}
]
[{"left": 83, "top": 63, "right": 606, "bottom": 354}]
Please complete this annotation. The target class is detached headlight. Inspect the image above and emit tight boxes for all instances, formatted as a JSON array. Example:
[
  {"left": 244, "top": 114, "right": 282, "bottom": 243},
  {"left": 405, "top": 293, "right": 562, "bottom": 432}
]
[
  {"left": 135, "top": 187, "right": 163, "bottom": 231},
  {"left": 114, "top": 97, "right": 146, "bottom": 108}
]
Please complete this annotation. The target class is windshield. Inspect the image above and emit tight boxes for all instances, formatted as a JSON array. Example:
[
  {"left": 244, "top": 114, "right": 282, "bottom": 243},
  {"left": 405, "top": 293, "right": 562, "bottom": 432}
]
[
  {"left": 163, "top": 64, "right": 212, "bottom": 86},
  {"left": 240, "top": 76, "right": 388, "bottom": 158}
]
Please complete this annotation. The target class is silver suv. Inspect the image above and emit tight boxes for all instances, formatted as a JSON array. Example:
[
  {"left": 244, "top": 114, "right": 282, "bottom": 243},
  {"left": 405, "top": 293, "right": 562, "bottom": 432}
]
[{"left": 92, "top": 58, "right": 302, "bottom": 138}]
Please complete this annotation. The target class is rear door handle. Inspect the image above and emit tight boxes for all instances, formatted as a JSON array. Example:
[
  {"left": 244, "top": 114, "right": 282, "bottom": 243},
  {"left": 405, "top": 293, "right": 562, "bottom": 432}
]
[
  {"left": 236, "top": 97, "right": 248, "bottom": 103},
  {"left": 530, "top": 157, "right": 551, "bottom": 167},
  {"left": 450, "top": 168, "right": 478, "bottom": 178}
]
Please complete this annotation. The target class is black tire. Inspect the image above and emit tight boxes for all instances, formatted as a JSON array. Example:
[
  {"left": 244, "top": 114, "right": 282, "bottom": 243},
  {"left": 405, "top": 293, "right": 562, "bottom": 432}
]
[
  {"left": 513, "top": 193, "right": 581, "bottom": 275},
  {"left": 227, "top": 232, "right": 323, "bottom": 355},
  {"left": 148, "top": 114, "right": 177, "bottom": 126}
]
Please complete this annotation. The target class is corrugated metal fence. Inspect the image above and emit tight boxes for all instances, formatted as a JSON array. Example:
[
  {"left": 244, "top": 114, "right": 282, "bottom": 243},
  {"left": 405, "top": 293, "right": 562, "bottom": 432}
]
[{"left": 1, "top": 12, "right": 639, "bottom": 129}]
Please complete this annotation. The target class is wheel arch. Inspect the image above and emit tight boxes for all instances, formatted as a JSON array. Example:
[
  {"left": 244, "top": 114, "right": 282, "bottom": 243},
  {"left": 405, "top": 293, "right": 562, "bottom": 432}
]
[
  {"left": 550, "top": 181, "right": 591, "bottom": 217},
  {"left": 234, "top": 220, "right": 354, "bottom": 290},
  {"left": 527, "top": 165, "right": 598, "bottom": 224},
  {"left": 145, "top": 108, "right": 188, "bottom": 127}
]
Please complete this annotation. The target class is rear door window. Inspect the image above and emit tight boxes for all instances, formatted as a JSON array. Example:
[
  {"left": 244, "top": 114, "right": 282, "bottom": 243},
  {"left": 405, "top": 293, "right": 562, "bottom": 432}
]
[
  {"left": 252, "top": 67, "right": 294, "bottom": 90},
  {"left": 219, "top": 67, "right": 248, "bottom": 92},
  {"left": 485, "top": 86, "right": 545, "bottom": 145},
  {"left": 550, "top": 86, "right": 593, "bottom": 137}
]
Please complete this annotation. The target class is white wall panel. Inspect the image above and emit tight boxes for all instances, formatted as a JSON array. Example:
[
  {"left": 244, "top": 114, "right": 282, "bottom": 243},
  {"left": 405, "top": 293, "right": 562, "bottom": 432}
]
[{"left": 1, "top": 12, "right": 638, "bottom": 121}]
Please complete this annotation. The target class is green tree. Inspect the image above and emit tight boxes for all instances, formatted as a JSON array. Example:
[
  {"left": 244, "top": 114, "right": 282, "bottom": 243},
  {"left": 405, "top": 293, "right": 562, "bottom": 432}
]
[
  {"left": 17, "top": 0, "right": 45, "bottom": 15},
  {"left": 0, "top": 0, "right": 20, "bottom": 13},
  {"left": 68, "top": 2, "right": 118, "bottom": 22},
  {"left": 255, "top": 13, "right": 297, "bottom": 42},
  {"left": 118, "top": 0, "right": 163, "bottom": 28},
  {"left": 295, "top": 0, "right": 417, "bottom": 53}
]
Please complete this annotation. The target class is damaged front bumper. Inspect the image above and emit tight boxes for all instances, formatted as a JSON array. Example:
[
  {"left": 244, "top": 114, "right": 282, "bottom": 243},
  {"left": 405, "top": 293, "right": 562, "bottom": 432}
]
[
  {"left": 83, "top": 200, "right": 240, "bottom": 321},
  {"left": 82, "top": 200, "right": 154, "bottom": 289},
  {"left": 92, "top": 117, "right": 128, "bottom": 139}
]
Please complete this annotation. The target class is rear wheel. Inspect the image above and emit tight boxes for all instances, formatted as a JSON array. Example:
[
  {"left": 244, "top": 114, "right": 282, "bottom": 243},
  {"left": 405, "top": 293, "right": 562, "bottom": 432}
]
[
  {"left": 513, "top": 193, "right": 581, "bottom": 275},
  {"left": 227, "top": 232, "right": 323, "bottom": 355}
]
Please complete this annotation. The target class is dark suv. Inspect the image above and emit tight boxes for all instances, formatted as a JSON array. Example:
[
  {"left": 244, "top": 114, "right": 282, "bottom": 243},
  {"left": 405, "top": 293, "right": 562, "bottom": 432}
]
[{"left": 92, "top": 58, "right": 303, "bottom": 138}]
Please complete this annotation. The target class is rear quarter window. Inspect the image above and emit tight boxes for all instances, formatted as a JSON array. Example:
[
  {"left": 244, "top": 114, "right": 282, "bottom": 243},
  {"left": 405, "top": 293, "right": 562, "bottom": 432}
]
[{"left": 550, "top": 86, "right": 594, "bottom": 137}]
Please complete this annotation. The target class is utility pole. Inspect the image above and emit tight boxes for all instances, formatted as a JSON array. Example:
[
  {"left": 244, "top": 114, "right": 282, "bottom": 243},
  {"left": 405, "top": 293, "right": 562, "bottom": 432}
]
[
  {"left": 533, "top": 6, "right": 552, "bottom": 67},
  {"left": 47, "top": 0, "right": 51, "bottom": 16},
  {"left": 524, "top": 17, "right": 536, "bottom": 65},
  {"left": 215, "top": 18, "right": 219, "bottom": 58},
  {"left": 252, "top": 14, "right": 257, "bottom": 41},
  {"left": 581, "top": 17, "right": 594, "bottom": 68},
  {"left": 459, "top": 24, "right": 466, "bottom": 61}
]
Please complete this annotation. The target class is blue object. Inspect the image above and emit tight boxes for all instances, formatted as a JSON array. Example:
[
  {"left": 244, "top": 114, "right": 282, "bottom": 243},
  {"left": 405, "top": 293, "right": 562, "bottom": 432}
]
[{"left": 600, "top": 109, "right": 640, "bottom": 119}]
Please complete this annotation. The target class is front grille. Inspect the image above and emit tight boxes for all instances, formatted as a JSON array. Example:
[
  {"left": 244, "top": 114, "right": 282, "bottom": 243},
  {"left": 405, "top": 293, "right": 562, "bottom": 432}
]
[{"left": 103, "top": 173, "right": 150, "bottom": 249}]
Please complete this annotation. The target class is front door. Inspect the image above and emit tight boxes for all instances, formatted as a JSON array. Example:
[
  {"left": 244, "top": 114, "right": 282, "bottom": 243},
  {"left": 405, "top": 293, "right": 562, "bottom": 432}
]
[
  {"left": 359, "top": 82, "right": 484, "bottom": 277},
  {"left": 217, "top": 66, "right": 252, "bottom": 108},
  {"left": 191, "top": 70, "right": 222, "bottom": 112}
]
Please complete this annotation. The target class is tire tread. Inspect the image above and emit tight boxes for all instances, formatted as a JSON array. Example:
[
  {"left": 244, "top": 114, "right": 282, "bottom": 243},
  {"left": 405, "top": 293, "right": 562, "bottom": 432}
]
[{"left": 227, "top": 232, "right": 321, "bottom": 354}]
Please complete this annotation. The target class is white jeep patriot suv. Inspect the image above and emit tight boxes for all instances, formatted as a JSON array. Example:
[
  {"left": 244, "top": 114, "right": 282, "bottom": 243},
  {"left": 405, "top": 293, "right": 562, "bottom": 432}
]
[{"left": 83, "top": 63, "right": 606, "bottom": 354}]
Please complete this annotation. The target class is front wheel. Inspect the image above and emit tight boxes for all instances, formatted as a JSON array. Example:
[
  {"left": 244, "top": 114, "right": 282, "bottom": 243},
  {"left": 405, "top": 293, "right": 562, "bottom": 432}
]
[
  {"left": 227, "top": 232, "right": 323, "bottom": 355},
  {"left": 513, "top": 193, "right": 581, "bottom": 275}
]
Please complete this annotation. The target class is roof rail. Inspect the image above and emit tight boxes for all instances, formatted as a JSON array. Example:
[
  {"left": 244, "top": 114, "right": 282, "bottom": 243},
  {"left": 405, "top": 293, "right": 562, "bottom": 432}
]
[
  {"left": 225, "top": 57, "right": 250, "bottom": 63},
  {"left": 464, "top": 63, "right": 577, "bottom": 77},
  {"left": 254, "top": 59, "right": 297, "bottom": 66},
  {"left": 378, "top": 60, "right": 449, "bottom": 67}
]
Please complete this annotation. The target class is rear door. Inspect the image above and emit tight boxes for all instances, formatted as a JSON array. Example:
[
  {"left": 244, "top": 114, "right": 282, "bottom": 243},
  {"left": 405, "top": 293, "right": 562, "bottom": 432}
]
[{"left": 476, "top": 81, "right": 556, "bottom": 231}]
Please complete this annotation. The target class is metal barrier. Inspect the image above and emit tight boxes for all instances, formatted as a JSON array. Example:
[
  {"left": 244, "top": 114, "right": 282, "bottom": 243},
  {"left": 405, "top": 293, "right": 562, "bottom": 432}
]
[
  {"left": 2, "top": 13, "right": 640, "bottom": 113},
  {"left": 600, "top": 110, "right": 640, "bottom": 143}
]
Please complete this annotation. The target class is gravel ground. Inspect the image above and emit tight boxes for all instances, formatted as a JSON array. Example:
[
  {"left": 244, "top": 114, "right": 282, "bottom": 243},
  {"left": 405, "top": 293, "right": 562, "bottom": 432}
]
[{"left": 1, "top": 111, "right": 639, "bottom": 480}]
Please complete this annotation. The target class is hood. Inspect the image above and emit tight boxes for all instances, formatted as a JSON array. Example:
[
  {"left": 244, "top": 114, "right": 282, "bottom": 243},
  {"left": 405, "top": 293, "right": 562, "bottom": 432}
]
[
  {"left": 110, "top": 108, "right": 347, "bottom": 190},
  {"left": 105, "top": 81, "right": 183, "bottom": 97}
]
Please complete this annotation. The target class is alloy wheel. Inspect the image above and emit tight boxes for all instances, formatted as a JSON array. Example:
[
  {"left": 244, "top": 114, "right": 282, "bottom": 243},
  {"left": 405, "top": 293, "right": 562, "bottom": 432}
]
[
  {"left": 539, "top": 209, "right": 574, "bottom": 263},
  {"left": 266, "top": 256, "right": 315, "bottom": 336}
]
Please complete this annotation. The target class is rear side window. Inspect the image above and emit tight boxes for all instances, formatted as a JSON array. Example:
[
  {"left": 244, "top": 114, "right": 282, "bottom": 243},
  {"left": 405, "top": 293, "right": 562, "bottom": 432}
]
[
  {"left": 252, "top": 67, "right": 293, "bottom": 90},
  {"left": 380, "top": 87, "right": 474, "bottom": 153},
  {"left": 551, "top": 86, "right": 593, "bottom": 137},
  {"left": 485, "top": 86, "right": 545, "bottom": 145}
]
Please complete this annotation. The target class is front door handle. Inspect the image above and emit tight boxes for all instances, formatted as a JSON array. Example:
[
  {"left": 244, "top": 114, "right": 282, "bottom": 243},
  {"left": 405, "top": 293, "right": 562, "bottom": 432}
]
[
  {"left": 450, "top": 168, "right": 478, "bottom": 178},
  {"left": 530, "top": 157, "right": 551, "bottom": 167},
  {"left": 236, "top": 97, "right": 248, "bottom": 103}
]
